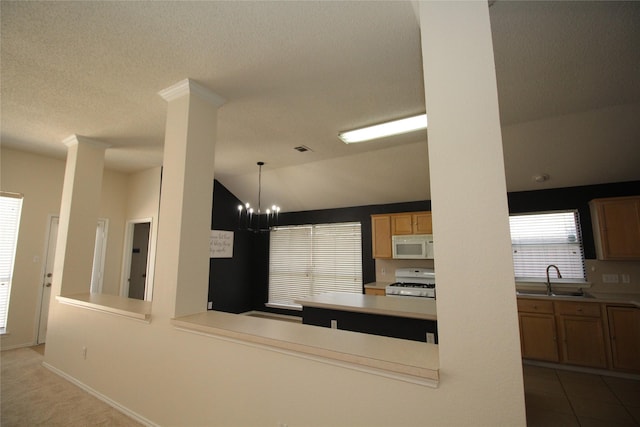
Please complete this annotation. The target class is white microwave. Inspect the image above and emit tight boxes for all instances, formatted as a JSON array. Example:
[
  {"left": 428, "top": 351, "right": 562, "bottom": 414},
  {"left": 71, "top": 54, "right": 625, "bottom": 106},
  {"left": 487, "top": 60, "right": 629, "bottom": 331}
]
[{"left": 392, "top": 234, "right": 434, "bottom": 259}]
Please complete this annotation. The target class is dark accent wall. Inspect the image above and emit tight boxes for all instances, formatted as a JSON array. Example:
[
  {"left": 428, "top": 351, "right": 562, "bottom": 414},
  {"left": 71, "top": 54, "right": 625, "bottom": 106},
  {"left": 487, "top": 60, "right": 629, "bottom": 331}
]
[
  {"left": 506, "top": 180, "right": 640, "bottom": 259},
  {"left": 208, "top": 180, "right": 256, "bottom": 313},
  {"left": 210, "top": 179, "right": 639, "bottom": 315}
]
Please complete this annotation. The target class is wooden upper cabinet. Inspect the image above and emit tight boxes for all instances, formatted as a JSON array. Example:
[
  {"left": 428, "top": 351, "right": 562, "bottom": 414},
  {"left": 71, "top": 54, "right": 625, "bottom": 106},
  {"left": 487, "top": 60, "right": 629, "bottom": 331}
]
[
  {"left": 371, "top": 215, "right": 392, "bottom": 259},
  {"left": 590, "top": 196, "right": 640, "bottom": 260},
  {"left": 391, "top": 214, "right": 413, "bottom": 235},
  {"left": 371, "top": 211, "right": 433, "bottom": 258},
  {"left": 391, "top": 212, "right": 432, "bottom": 235}
]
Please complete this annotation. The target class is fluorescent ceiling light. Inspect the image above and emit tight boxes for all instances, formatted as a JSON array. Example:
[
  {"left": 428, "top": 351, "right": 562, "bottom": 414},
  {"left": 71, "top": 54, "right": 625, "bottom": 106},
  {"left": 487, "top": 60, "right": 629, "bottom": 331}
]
[{"left": 338, "top": 113, "right": 428, "bottom": 144}]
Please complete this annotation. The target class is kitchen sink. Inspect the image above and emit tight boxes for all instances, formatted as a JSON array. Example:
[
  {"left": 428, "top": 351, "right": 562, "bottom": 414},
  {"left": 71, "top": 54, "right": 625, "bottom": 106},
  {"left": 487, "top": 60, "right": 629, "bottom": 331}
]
[{"left": 516, "top": 290, "right": 594, "bottom": 298}]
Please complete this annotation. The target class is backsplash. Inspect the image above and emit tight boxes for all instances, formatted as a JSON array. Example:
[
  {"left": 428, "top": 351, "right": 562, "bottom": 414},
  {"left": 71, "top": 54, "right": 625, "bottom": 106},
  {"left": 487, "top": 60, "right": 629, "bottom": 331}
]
[
  {"left": 375, "top": 258, "right": 435, "bottom": 282},
  {"left": 375, "top": 258, "right": 640, "bottom": 296},
  {"left": 585, "top": 259, "right": 640, "bottom": 294}
]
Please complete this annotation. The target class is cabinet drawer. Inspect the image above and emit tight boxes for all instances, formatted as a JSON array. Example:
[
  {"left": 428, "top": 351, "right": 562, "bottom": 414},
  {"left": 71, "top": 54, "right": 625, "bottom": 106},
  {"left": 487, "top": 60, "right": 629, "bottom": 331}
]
[
  {"left": 517, "top": 299, "right": 554, "bottom": 314},
  {"left": 554, "top": 301, "right": 601, "bottom": 317}
]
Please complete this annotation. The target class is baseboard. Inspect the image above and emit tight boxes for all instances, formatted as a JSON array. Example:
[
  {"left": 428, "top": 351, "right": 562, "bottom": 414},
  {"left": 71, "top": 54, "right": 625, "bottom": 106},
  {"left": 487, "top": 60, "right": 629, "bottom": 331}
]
[
  {"left": 0, "top": 341, "right": 37, "bottom": 351},
  {"left": 42, "top": 362, "right": 159, "bottom": 427},
  {"left": 523, "top": 359, "right": 640, "bottom": 380}
]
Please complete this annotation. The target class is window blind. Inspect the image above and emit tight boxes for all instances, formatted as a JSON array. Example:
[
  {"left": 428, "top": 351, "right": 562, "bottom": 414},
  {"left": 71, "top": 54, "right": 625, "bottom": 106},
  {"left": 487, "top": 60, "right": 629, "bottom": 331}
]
[
  {"left": 269, "top": 222, "right": 362, "bottom": 309},
  {"left": 509, "top": 210, "right": 586, "bottom": 280},
  {"left": 0, "top": 193, "right": 24, "bottom": 329}
]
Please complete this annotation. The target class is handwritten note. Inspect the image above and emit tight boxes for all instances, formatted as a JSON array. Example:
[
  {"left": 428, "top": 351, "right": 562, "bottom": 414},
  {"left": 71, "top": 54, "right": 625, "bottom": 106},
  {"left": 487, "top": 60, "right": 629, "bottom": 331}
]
[{"left": 210, "top": 230, "right": 234, "bottom": 258}]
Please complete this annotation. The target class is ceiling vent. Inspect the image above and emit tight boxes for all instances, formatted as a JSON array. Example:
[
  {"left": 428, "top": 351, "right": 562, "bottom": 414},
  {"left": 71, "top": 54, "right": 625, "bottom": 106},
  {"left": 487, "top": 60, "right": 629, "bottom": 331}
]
[{"left": 294, "top": 145, "right": 313, "bottom": 153}]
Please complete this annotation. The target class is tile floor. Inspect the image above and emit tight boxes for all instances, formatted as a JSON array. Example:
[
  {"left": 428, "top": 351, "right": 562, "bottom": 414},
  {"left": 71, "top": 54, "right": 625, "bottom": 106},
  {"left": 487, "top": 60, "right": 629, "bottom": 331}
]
[{"left": 524, "top": 364, "right": 640, "bottom": 426}]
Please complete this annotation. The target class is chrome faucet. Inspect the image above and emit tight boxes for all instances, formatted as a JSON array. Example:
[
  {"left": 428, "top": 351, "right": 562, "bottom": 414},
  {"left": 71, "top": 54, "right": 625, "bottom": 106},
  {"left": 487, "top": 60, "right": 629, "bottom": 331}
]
[{"left": 546, "top": 265, "right": 562, "bottom": 296}]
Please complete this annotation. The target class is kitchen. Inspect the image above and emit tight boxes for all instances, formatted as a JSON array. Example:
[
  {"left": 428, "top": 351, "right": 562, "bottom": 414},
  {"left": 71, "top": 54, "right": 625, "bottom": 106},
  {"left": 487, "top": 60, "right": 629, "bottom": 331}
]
[{"left": 210, "top": 177, "right": 640, "bottom": 376}]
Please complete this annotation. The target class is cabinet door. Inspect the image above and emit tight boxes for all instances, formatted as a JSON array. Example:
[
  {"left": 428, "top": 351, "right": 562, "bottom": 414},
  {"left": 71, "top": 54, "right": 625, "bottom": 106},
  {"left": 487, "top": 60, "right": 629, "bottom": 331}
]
[
  {"left": 557, "top": 315, "right": 607, "bottom": 368},
  {"left": 371, "top": 215, "right": 392, "bottom": 258},
  {"left": 592, "top": 197, "right": 640, "bottom": 260},
  {"left": 518, "top": 313, "right": 559, "bottom": 362},
  {"left": 391, "top": 214, "right": 414, "bottom": 235},
  {"left": 607, "top": 306, "right": 640, "bottom": 373},
  {"left": 365, "top": 288, "right": 386, "bottom": 296},
  {"left": 414, "top": 212, "right": 433, "bottom": 234}
]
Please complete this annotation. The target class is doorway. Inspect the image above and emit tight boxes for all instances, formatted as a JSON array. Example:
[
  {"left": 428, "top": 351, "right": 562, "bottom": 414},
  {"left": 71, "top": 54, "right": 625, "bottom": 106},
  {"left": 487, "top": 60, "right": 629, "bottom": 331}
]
[
  {"left": 120, "top": 220, "right": 153, "bottom": 301},
  {"left": 37, "top": 216, "right": 108, "bottom": 344}
]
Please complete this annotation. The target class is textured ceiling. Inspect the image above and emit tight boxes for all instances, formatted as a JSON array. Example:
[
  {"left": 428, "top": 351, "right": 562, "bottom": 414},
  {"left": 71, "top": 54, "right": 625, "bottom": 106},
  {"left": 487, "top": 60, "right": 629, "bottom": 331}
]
[{"left": 2, "top": 1, "right": 639, "bottom": 212}]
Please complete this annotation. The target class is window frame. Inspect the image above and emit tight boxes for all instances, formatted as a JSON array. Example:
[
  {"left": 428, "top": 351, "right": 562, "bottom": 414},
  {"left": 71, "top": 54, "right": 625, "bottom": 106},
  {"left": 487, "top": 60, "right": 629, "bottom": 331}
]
[
  {"left": 0, "top": 192, "right": 24, "bottom": 331},
  {"left": 509, "top": 209, "right": 587, "bottom": 282},
  {"left": 267, "top": 221, "right": 363, "bottom": 310}
]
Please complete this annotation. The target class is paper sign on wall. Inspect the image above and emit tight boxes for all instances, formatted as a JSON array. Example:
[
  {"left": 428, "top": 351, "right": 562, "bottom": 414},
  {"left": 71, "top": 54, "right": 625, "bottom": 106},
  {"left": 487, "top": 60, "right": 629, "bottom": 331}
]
[{"left": 210, "top": 230, "right": 234, "bottom": 258}]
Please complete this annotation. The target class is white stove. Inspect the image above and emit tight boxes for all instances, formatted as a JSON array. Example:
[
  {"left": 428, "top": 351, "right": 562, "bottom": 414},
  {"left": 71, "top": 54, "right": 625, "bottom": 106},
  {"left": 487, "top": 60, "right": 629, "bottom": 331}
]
[{"left": 385, "top": 268, "right": 436, "bottom": 298}]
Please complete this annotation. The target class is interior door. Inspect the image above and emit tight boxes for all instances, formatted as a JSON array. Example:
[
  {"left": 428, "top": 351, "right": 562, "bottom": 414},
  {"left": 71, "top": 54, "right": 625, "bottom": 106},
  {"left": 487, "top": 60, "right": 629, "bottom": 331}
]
[
  {"left": 37, "top": 216, "right": 108, "bottom": 344},
  {"left": 127, "top": 222, "right": 150, "bottom": 300},
  {"left": 37, "top": 216, "right": 58, "bottom": 344}
]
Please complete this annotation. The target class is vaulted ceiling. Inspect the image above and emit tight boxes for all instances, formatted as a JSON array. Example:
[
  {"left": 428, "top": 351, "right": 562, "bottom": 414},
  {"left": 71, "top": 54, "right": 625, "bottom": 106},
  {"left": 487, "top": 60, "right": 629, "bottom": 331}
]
[{"left": 2, "top": 1, "right": 639, "bottom": 212}]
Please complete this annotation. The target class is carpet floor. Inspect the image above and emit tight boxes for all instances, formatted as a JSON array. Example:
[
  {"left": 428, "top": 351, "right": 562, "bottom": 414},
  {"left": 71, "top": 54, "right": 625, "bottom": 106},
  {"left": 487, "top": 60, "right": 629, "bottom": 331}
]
[{"left": 1, "top": 346, "right": 142, "bottom": 426}]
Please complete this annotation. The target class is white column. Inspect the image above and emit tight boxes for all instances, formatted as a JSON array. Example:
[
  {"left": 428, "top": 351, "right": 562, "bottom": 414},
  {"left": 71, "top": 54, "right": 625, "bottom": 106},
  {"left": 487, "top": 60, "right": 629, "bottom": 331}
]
[
  {"left": 419, "top": 2, "right": 526, "bottom": 425},
  {"left": 155, "top": 79, "right": 225, "bottom": 318},
  {"left": 54, "top": 135, "right": 109, "bottom": 296}
]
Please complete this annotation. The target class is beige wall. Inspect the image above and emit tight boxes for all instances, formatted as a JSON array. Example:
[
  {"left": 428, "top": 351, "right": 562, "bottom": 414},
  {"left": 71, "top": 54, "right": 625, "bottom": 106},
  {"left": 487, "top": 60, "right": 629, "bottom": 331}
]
[
  {"left": 123, "top": 167, "right": 162, "bottom": 299},
  {"left": 0, "top": 148, "right": 145, "bottom": 348},
  {"left": 99, "top": 169, "right": 128, "bottom": 295},
  {"left": 1, "top": 149, "right": 66, "bottom": 348}
]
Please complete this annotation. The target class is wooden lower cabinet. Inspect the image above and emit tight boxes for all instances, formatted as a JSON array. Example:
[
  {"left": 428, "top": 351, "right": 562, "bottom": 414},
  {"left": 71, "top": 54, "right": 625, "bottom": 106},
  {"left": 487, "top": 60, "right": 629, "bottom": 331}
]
[
  {"left": 607, "top": 306, "right": 640, "bottom": 373},
  {"left": 364, "top": 288, "right": 386, "bottom": 296},
  {"left": 554, "top": 301, "right": 607, "bottom": 368},
  {"left": 518, "top": 313, "right": 559, "bottom": 362},
  {"left": 557, "top": 315, "right": 607, "bottom": 368},
  {"left": 517, "top": 298, "right": 610, "bottom": 369}
]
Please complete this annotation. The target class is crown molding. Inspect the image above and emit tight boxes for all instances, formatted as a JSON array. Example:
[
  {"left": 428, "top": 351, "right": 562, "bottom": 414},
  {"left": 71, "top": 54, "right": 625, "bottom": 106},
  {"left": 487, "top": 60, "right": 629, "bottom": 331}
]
[
  {"left": 62, "top": 135, "right": 110, "bottom": 149},
  {"left": 158, "top": 78, "right": 226, "bottom": 108}
]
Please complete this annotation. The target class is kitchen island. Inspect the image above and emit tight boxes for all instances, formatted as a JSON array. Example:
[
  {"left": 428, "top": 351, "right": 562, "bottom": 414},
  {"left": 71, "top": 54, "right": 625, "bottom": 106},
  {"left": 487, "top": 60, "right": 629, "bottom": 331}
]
[{"left": 295, "top": 292, "right": 438, "bottom": 343}]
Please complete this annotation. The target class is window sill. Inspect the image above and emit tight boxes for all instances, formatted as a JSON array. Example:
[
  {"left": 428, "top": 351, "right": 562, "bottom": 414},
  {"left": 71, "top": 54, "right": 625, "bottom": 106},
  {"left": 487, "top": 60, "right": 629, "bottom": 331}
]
[
  {"left": 172, "top": 310, "right": 439, "bottom": 387},
  {"left": 56, "top": 293, "right": 151, "bottom": 322}
]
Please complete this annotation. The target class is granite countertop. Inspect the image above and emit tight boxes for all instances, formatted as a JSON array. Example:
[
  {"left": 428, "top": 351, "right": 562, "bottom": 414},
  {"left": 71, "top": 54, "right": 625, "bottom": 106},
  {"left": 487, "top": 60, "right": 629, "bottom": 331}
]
[{"left": 295, "top": 292, "right": 437, "bottom": 321}]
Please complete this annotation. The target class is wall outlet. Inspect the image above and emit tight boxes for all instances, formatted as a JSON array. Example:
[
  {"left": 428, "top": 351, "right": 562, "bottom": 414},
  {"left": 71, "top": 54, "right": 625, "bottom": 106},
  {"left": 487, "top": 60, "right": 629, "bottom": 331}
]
[
  {"left": 621, "top": 274, "right": 631, "bottom": 284},
  {"left": 82, "top": 346, "right": 87, "bottom": 360},
  {"left": 426, "top": 333, "right": 436, "bottom": 344},
  {"left": 602, "top": 273, "right": 619, "bottom": 283},
  {"left": 381, "top": 268, "right": 386, "bottom": 275},
  {"left": 207, "top": 301, "right": 213, "bottom": 310},
  {"left": 330, "top": 320, "right": 338, "bottom": 329}
]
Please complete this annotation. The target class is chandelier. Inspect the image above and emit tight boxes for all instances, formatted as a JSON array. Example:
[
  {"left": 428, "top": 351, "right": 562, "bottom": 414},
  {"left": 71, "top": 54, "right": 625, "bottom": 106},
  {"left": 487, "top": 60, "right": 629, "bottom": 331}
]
[{"left": 237, "top": 161, "right": 280, "bottom": 232}]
